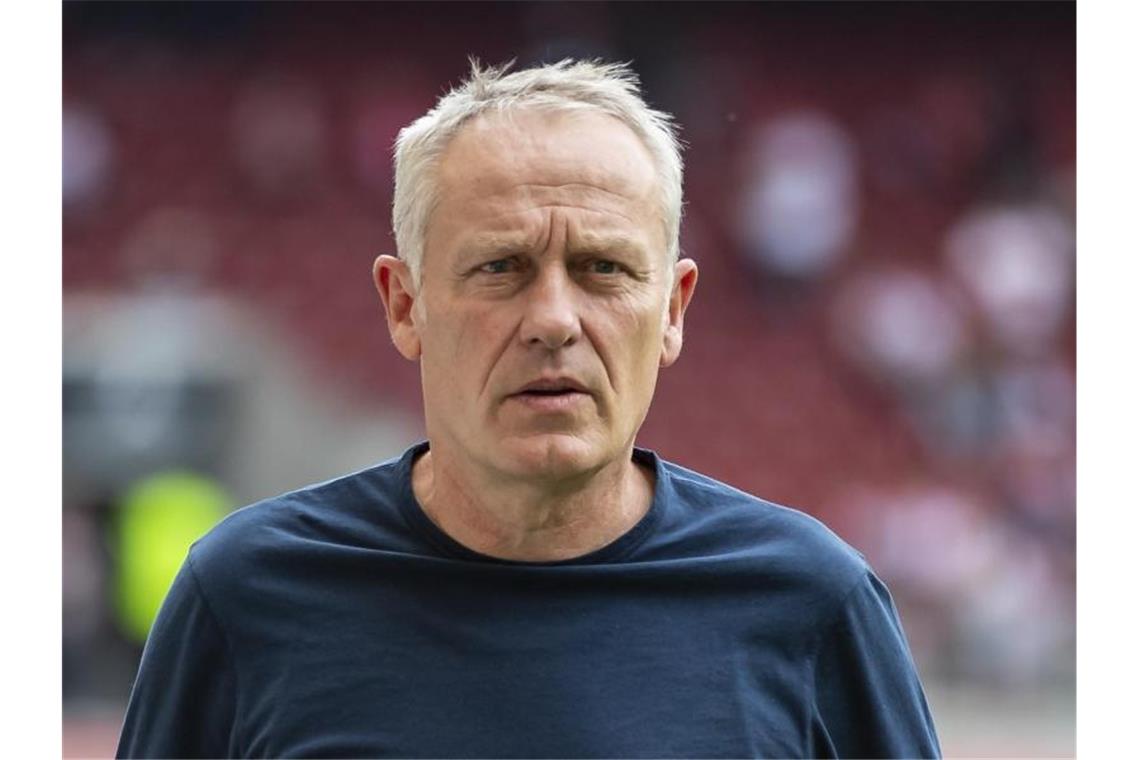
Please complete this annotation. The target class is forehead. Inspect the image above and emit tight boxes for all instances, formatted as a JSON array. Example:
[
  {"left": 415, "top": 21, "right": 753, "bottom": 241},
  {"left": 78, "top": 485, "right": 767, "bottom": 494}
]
[{"left": 430, "top": 108, "right": 661, "bottom": 243}]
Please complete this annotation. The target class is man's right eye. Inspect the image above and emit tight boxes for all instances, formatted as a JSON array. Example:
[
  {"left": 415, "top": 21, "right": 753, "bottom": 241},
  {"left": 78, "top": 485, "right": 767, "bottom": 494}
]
[{"left": 478, "top": 258, "right": 517, "bottom": 275}]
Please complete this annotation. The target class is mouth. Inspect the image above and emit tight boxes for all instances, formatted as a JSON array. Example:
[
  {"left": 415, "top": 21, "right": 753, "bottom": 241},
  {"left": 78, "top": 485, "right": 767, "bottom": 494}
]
[
  {"left": 508, "top": 378, "right": 591, "bottom": 410},
  {"left": 513, "top": 377, "right": 589, "bottom": 395}
]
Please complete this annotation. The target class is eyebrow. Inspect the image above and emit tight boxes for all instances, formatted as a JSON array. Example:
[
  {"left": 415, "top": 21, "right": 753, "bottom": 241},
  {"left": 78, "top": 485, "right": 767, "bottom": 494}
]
[
  {"left": 457, "top": 231, "right": 650, "bottom": 262},
  {"left": 567, "top": 233, "right": 650, "bottom": 260},
  {"left": 457, "top": 235, "right": 535, "bottom": 260}
]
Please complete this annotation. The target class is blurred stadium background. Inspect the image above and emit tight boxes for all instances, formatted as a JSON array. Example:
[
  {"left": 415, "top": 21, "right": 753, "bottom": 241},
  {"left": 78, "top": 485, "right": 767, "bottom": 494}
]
[{"left": 62, "top": 2, "right": 1075, "bottom": 756}]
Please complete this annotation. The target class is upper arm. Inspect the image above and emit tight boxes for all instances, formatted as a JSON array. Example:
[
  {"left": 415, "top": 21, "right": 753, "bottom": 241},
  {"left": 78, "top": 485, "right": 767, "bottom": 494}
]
[
  {"left": 809, "top": 569, "right": 941, "bottom": 758},
  {"left": 116, "top": 556, "right": 239, "bottom": 759}
]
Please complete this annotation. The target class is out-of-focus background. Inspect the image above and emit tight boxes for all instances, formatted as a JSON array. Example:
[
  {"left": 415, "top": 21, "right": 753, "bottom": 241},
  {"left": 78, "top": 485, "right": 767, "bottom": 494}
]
[{"left": 62, "top": 1, "right": 1075, "bottom": 756}]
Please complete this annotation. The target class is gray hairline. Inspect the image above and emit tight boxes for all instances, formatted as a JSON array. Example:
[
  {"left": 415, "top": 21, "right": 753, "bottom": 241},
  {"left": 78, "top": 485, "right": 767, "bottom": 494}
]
[{"left": 391, "top": 59, "right": 685, "bottom": 290}]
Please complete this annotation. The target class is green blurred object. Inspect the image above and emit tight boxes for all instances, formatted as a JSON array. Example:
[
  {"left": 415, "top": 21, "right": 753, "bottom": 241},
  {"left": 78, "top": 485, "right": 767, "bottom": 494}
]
[{"left": 114, "top": 471, "right": 230, "bottom": 643}]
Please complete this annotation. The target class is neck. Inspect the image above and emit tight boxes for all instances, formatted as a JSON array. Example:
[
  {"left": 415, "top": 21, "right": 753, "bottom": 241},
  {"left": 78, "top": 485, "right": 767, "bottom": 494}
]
[{"left": 410, "top": 444, "right": 654, "bottom": 562}]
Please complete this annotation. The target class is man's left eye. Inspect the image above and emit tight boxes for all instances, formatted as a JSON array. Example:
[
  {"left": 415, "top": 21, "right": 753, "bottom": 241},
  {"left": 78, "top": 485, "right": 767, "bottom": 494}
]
[{"left": 589, "top": 260, "right": 620, "bottom": 275}]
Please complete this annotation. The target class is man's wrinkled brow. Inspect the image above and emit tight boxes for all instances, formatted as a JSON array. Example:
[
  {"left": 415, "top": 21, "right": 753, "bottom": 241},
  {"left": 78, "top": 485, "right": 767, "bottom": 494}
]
[
  {"left": 567, "top": 232, "right": 650, "bottom": 260},
  {"left": 458, "top": 234, "right": 536, "bottom": 260}
]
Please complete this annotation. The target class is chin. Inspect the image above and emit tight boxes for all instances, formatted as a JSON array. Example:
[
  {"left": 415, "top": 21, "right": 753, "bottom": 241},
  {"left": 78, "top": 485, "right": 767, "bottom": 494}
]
[{"left": 494, "top": 432, "right": 609, "bottom": 481}]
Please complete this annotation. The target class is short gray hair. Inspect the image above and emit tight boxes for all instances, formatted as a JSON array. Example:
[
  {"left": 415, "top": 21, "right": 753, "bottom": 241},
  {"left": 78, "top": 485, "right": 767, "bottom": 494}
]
[{"left": 392, "top": 58, "right": 685, "bottom": 284}]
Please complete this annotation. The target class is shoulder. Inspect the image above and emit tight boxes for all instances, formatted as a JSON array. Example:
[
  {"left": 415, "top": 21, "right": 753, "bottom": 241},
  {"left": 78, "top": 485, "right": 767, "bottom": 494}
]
[
  {"left": 187, "top": 449, "right": 417, "bottom": 590},
  {"left": 654, "top": 456, "right": 870, "bottom": 605}
]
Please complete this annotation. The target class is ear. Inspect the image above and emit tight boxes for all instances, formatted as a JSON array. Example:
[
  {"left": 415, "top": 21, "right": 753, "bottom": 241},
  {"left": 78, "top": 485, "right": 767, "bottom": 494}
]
[
  {"left": 660, "top": 258, "right": 698, "bottom": 367},
  {"left": 373, "top": 255, "right": 422, "bottom": 360}
]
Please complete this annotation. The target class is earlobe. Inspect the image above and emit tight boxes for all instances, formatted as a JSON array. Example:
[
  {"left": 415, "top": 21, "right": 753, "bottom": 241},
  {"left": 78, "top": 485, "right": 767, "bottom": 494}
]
[
  {"left": 373, "top": 255, "right": 422, "bottom": 360},
  {"left": 659, "top": 259, "right": 698, "bottom": 368}
]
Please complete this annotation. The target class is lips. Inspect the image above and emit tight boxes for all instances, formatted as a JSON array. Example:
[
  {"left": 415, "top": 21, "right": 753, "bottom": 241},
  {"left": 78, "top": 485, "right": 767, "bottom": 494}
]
[
  {"left": 506, "top": 377, "right": 593, "bottom": 413},
  {"left": 513, "top": 377, "right": 590, "bottom": 396}
]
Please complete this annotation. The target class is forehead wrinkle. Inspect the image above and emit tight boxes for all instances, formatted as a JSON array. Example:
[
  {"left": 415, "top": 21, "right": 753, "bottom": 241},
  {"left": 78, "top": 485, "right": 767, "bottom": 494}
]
[
  {"left": 513, "top": 181, "right": 654, "bottom": 223},
  {"left": 462, "top": 230, "right": 540, "bottom": 256},
  {"left": 444, "top": 204, "right": 544, "bottom": 261},
  {"left": 455, "top": 202, "right": 645, "bottom": 256},
  {"left": 459, "top": 184, "right": 647, "bottom": 225},
  {"left": 505, "top": 186, "right": 661, "bottom": 256},
  {"left": 514, "top": 182, "right": 651, "bottom": 204},
  {"left": 531, "top": 203, "right": 639, "bottom": 227}
]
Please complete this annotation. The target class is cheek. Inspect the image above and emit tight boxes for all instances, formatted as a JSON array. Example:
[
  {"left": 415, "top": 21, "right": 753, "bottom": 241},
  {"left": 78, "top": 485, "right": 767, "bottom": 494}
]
[
  {"left": 422, "top": 302, "right": 514, "bottom": 398},
  {"left": 595, "top": 291, "right": 667, "bottom": 390}
]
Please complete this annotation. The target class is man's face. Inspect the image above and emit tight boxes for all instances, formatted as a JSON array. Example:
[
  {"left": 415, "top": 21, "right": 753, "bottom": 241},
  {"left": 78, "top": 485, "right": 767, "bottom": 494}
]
[{"left": 379, "top": 108, "right": 697, "bottom": 482}]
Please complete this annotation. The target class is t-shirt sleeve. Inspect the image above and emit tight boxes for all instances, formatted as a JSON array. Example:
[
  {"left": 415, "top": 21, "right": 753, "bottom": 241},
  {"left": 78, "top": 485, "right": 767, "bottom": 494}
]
[
  {"left": 116, "top": 555, "right": 239, "bottom": 759},
  {"left": 809, "top": 568, "right": 941, "bottom": 758}
]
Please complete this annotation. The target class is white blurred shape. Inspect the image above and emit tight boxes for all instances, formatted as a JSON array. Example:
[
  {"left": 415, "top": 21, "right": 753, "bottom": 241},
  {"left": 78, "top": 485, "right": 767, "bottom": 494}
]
[
  {"left": 846, "top": 481, "right": 1072, "bottom": 687},
  {"left": 945, "top": 204, "right": 1073, "bottom": 356},
  {"left": 737, "top": 111, "right": 858, "bottom": 279},
  {"left": 833, "top": 267, "right": 969, "bottom": 389},
  {"left": 873, "top": 485, "right": 999, "bottom": 600},
  {"left": 959, "top": 530, "right": 1073, "bottom": 687}
]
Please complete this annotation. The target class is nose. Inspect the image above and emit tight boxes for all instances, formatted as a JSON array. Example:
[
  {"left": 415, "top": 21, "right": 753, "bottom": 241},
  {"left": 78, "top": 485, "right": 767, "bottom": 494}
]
[{"left": 519, "top": 265, "right": 582, "bottom": 350}]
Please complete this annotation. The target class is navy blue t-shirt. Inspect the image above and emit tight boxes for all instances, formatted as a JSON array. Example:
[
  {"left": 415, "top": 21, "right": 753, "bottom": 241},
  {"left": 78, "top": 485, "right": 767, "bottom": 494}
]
[{"left": 117, "top": 443, "right": 940, "bottom": 758}]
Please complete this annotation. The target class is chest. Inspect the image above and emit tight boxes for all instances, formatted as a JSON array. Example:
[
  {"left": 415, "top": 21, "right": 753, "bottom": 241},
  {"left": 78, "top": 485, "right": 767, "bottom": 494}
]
[{"left": 230, "top": 564, "right": 816, "bottom": 757}]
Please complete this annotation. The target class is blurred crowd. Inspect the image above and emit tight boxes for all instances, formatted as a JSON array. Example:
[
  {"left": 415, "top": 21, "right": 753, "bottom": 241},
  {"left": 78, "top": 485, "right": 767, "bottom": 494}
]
[{"left": 63, "top": 0, "right": 1075, "bottom": 720}]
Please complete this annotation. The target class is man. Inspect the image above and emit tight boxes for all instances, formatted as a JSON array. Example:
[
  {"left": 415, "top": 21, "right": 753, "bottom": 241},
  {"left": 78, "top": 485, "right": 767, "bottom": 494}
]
[{"left": 118, "top": 59, "right": 940, "bottom": 758}]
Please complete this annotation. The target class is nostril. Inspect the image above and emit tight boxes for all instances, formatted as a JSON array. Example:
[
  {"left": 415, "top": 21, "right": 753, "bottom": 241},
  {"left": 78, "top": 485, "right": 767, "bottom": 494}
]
[{"left": 524, "top": 329, "right": 579, "bottom": 350}]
